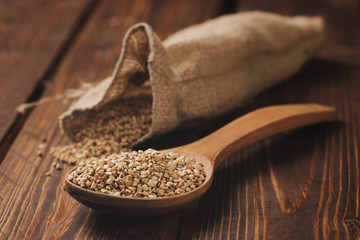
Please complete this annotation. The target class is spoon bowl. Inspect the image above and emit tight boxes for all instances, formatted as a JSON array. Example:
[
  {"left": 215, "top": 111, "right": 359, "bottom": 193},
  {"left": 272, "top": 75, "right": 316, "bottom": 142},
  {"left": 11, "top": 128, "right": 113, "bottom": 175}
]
[
  {"left": 65, "top": 104, "right": 335, "bottom": 216},
  {"left": 65, "top": 151, "right": 214, "bottom": 215}
]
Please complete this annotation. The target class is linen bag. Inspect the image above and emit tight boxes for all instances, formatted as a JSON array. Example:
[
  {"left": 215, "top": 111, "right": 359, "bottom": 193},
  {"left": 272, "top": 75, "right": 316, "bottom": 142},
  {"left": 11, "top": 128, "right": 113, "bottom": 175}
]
[{"left": 60, "top": 11, "right": 325, "bottom": 145}]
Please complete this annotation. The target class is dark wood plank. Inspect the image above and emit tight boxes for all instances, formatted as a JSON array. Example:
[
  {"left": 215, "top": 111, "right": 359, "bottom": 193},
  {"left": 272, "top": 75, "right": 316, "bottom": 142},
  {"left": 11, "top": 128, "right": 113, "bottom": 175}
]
[
  {"left": 0, "top": 0, "right": 224, "bottom": 239},
  {"left": 0, "top": 0, "right": 94, "bottom": 148},
  {"left": 190, "top": 0, "right": 360, "bottom": 239}
]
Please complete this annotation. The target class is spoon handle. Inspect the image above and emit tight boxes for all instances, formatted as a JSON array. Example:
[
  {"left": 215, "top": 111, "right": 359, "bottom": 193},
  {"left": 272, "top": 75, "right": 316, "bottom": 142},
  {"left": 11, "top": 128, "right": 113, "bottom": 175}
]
[{"left": 176, "top": 104, "right": 335, "bottom": 168}]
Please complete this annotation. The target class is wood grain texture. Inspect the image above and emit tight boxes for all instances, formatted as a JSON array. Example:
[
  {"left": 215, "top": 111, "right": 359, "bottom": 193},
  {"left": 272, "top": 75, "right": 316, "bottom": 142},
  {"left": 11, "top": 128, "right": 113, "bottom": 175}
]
[
  {"left": 0, "top": 0, "right": 223, "bottom": 239},
  {"left": 188, "top": 0, "right": 360, "bottom": 238},
  {"left": 0, "top": 0, "right": 93, "bottom": 146},
  {"left": 0, "top": 0, "right": 359, "bottom": 239}
]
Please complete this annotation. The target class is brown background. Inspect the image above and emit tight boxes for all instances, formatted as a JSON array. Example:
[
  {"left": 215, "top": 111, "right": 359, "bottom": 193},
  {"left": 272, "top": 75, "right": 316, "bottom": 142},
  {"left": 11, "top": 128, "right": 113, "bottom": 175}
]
[{"left": 0, "top": 0, "right": 359, "bottom": 239}]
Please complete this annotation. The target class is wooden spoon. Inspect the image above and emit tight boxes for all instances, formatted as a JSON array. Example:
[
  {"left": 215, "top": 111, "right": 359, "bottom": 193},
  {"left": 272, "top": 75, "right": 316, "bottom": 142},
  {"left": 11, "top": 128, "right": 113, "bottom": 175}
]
[{"left": 65, "top": 104, "right": 335, "bottom": 216}]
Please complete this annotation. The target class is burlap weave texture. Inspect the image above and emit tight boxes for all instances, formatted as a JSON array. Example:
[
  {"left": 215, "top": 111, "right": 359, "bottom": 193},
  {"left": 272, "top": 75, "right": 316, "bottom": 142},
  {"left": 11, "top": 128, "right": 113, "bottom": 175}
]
[{"left": 60, "top": 11, "right": 325, "bottom": 144}]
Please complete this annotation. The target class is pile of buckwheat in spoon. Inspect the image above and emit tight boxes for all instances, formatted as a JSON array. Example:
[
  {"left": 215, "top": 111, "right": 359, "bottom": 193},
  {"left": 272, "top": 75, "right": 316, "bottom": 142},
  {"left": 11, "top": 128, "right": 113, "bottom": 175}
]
[{"left": 68, "top": 149, "right": 206, "bottom": 198}]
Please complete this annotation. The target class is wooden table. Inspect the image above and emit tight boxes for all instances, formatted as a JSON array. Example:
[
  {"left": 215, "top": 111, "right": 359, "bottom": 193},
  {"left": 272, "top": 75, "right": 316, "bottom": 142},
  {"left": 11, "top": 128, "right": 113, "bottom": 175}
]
[{"left": 0, "top": 0, "right": 359, "bottom": 239}]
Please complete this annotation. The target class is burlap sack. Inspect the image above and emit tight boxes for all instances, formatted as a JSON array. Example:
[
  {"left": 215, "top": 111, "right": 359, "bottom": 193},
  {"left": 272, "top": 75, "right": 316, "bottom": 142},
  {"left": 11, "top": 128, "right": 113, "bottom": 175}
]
[{"left": 60, "top": 11, "right": 325, "bottom": 144}]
